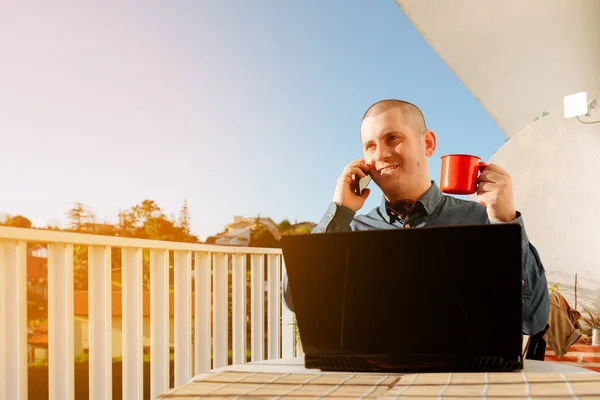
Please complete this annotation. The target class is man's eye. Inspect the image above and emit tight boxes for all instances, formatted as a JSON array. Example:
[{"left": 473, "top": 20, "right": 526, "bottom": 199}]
[{"left": 365, "top": 144, "right": 375, "bottom": 151}]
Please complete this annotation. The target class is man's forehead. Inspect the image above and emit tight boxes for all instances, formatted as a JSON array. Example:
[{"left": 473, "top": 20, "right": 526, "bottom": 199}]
[{"left": 360, "top": 108, "right": 410, "bottom": 140}]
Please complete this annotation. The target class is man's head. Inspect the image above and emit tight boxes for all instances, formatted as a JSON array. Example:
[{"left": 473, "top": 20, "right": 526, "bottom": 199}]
[{"left": 360, "top": 99, "right": 436, "bottom": 202}]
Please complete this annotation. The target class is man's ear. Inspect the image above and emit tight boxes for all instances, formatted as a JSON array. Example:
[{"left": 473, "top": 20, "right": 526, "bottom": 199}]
[{"left": 423, "top": 130, "right": 436, "bottom": 157}]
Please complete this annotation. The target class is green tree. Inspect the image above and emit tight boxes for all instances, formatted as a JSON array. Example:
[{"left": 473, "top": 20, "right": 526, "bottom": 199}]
[
  {"left": 249, "top": 226, "right": 280, "bottom": 248},
  {"left": 277, "top": 219, "right": 291, "bottom": 231},
  {"left": 4, "top": 215, "right": 33, "bottom": 228}
]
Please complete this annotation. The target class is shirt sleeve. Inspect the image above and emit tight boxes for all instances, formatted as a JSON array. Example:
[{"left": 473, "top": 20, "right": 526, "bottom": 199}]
[
  {"left": 312, "top": 202, "right": 356, "bottom": 233},
  {"left": 492, "top": 212, "right": 550, "bottom": 335}
]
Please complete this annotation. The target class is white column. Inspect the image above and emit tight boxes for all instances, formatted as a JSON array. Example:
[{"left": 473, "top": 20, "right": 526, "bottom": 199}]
[
  {"left": 150, "top": 249, "right": 169, "bottom": 399},
  {"left": 0, "top": 240, "right": 28, "bottom": 400},
  {"left": 212, "top": 253, "right": 228, "bottom": 369},
  {"left": 174, "top": 250, "right": 192, "bottom": 386},
  {"left": 194, "top": 252, "right": 211, "bottom": 373},
  {"left": 250, "top": 254, "right": 264, "bottom": 362},
  {"left": 267, "top": 254, "right": 281, "bottom": 360},
  {"left": 48, "top": 243, "right": 75, "bottom": 400},
  {"left": 232, "top": 254, "right": 247, "bottom": 365},
  {"left": 88, "top": 246, "right": 112, "bottom": 400},
  {"left": 122, "top": 248, "right": 143, "bottom": 400}
]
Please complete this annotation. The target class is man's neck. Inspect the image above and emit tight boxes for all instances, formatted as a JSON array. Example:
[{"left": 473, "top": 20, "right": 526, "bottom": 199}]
[{"left": 384, "top": 180, "right": 432, "bottom": 203}]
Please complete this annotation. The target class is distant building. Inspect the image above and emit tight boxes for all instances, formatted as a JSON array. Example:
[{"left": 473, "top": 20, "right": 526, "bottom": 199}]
[
  {"left": 209, "top": 216, "right": 315, "bottom": 247},
  {"left": 30, "top": 244, "right": 48, "bottom": 259},
  {"left": 213, "top": 216, "right": 278, "bottom": 246},
  {"left": 28, "top": 245, "right": 48, "bottom": 298}
]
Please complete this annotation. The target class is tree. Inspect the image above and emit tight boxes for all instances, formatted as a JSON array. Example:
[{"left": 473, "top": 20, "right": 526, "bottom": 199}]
[
  {"left": 277, "top": 219, "right": 291, "bottom": 231},
  {"left": 249, "top": 226, "right": 280, "bottom": 248},
  {"left": 132, "top": 200, "right": 163, "bottom": 226},
  {"left": 4, "top": 215, "right": 33, "bottom": 228},
  {"left": 253, "top": 213, "right": 261, "bottom": 228},
  {"left": 178, "top": 199, "right": 191, "bottom": 235},
  {"left": 66, "top": 203, "right": 95, "bottom": 232},
  {"left": 117, "top": 209, "right": 137, "bottom": 237}
]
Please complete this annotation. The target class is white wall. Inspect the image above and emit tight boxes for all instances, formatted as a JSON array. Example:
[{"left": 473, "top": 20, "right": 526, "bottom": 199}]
[
  {"left": 396, "top": 0, "right": 600, "bottom": 137},
  {"left": 469, "top": 113, "right": 600, "bottom": 310}
]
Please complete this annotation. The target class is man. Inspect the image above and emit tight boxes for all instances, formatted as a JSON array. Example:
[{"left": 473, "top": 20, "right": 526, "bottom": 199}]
[{"left": 283, "top": 99, "right": 550, "bottom": 336}]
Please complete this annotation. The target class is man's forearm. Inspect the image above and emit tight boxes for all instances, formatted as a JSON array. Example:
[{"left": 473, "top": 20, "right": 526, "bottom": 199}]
[
  {"left": 312, "top": 202, "right": 356, "bottom": 233},
  {"left": 495, "top": 213, "right": 549, "bottom": 334},
  {"left": 521, "top": 242, "right": 550, "bottom": 335}
]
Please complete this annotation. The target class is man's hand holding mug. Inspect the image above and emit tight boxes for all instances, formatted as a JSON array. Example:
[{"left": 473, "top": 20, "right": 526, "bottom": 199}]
[{"left": 440, "top": 154, "right": 517, "bottom": 223}]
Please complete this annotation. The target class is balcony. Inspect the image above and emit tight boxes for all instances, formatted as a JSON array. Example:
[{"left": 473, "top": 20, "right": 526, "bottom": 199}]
[{"left": 0, "top": 226, "right": 296, "bottom": 399}]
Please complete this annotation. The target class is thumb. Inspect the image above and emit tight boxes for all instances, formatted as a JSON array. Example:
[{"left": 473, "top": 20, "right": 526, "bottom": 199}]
[{"left": 360, "top": 188, "right": 371, "bottom": 200}]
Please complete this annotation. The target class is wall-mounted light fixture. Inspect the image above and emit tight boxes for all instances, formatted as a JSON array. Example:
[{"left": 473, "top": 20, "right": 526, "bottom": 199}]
[{"left": 564, "top": 92, "right": 599, "bottom": 124}]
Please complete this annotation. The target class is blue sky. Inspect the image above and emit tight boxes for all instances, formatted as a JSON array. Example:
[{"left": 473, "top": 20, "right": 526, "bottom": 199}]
[{"left": 1, "top": 1, "right": 505, "bottom": 240}]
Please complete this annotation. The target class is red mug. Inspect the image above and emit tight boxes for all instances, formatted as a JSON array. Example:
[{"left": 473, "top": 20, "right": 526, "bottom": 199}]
[{"left": 440, "top": 154, "right": 488, "bottom": 195}]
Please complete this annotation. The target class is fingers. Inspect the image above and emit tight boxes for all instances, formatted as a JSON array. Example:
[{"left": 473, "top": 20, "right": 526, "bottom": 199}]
[
  {"left": 344, "top": 159, "right": 370, "bottom": 175},
  {"left": 479, "top": 164, "right": 511, "bottom": 181},
  {"left": 476, "top": 181, "right": 495, "bottom": 194},
  {"left": 481, "top": 163, "right": 508, "bottom": 175},
  {"left": 344, "top": 166, "right": 368, "bottom": 178},
  {"left": 360, "top": 188, "right": 371, "bottom": 200},
  {"left": 478, "top": 170, "right": 503, "bottom": 183}
]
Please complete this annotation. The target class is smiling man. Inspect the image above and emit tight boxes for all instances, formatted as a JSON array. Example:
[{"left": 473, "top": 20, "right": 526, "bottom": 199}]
[{"left": 283, "top": 99, "right": 550, "bottom": 338}]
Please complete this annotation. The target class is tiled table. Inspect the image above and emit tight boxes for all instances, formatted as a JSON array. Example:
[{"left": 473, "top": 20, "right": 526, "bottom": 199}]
[{"left": 159, "top": 356, "right": 600, "bottom": 399}]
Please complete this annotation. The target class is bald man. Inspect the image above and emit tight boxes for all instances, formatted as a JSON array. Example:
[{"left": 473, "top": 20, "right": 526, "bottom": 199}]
[{"left": 283, "top": 99, "right": 549, "bottom": 338}]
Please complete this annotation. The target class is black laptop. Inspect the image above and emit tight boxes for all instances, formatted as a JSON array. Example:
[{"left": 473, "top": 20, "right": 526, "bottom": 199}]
[{"left": 280, "top": 224, "right": 524, "bottom": 373}]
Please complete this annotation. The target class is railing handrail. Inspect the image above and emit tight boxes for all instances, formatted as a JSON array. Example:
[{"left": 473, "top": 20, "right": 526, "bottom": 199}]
[{"left": 0, "top": 226, "right": 282, "bottom": 254}]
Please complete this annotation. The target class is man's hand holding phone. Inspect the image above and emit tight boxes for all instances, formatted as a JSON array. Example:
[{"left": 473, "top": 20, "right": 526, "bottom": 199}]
[{"left": 333, "top": 159, "right": 371, "bottom": 212}]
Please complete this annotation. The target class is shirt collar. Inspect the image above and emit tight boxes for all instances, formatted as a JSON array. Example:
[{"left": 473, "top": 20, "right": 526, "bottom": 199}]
[{"left": 378, "top": 181, "right": 444, "bottom": 223}]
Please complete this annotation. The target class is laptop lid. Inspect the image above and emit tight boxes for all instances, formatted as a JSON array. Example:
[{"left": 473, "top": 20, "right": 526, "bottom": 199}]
[{"left": 280, "top": 224, "right": 523, "bottom": 368}]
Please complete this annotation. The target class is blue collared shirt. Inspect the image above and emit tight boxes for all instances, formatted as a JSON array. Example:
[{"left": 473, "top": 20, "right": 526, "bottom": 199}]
[{"left": 283, "top": 181, "right": 549, "bottom": 335}]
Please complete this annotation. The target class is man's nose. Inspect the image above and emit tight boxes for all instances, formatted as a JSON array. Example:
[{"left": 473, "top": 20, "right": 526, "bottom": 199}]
[{"left": 374, "top": 146, "right": 391, "bottom": 161}]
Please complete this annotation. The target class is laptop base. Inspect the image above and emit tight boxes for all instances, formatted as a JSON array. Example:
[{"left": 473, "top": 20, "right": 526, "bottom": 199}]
[{"left": 305, "top": 353, "right": 523, "bottom": 373}]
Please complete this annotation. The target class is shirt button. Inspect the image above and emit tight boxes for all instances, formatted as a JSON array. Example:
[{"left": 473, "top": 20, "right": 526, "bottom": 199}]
[{"left": 328, "top": 212, "right": 333, "bottom": 218}]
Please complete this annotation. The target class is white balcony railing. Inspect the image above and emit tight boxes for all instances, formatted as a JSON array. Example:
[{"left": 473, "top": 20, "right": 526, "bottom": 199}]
[{"left": 0, "top": 226, "right": 296, "bottom": 400}]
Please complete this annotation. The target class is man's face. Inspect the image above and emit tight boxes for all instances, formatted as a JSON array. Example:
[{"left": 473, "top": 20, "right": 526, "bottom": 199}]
[{"left": 360, "top": 108, "right": 433, "bottom": 195}]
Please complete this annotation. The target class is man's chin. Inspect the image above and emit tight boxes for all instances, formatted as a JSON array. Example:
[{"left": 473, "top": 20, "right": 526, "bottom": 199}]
[{"left": 373, "top": 173, "right": 401, "bottom": 191}]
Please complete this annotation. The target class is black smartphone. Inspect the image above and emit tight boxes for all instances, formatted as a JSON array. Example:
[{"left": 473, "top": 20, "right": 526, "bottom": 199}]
[{"left": 352, "top": 173, "right": 371, "bottom": 196}]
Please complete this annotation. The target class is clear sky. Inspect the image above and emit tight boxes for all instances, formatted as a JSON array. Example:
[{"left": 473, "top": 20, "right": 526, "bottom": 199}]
[{"left": 1, "top": 1, "right": 505, "bottom": 241}]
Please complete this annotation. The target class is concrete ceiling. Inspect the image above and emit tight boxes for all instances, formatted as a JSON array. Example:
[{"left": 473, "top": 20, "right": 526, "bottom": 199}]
[{"left": 395, "top": 0, "right": 600, "bottom": 137}]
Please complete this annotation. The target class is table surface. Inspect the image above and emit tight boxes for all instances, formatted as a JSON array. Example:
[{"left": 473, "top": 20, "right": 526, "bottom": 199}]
[{"left": 158, "top": 356, "right": 600, "bottom": 399}]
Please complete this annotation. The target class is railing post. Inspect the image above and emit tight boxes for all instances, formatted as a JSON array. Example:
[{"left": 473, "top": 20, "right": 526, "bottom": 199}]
[
  {"left": 267, "top": 254, "right": 281, "bottom": 360},
  {"left": 150, "top": 249, "right": 169, "bottom": 399},
  {"left": 88, "top": 246, "right": 112, "bottom": 400},
  {"left": 250, "top": 254, "right": 264, "bottom": 362},
  {"left": 232, "top": 253, "right": 247, "bottom": 365},
  {"left": 174, "top": 250, "right": 192, "bottom": 385},
  {"left": 122, "top": 248, "right": 143, "bottom": 400},
  {"left": 0, "top": 240, "right": 28, "bottom": 400},
  {"left": 194, "top": 252, "right": 211, "bottom": 373},
  {"left": 48, "top": 243, "right": 75, "bottom": 400},
  {"left": 212, "top": 253, "right": 228, "bottom": 369}
]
